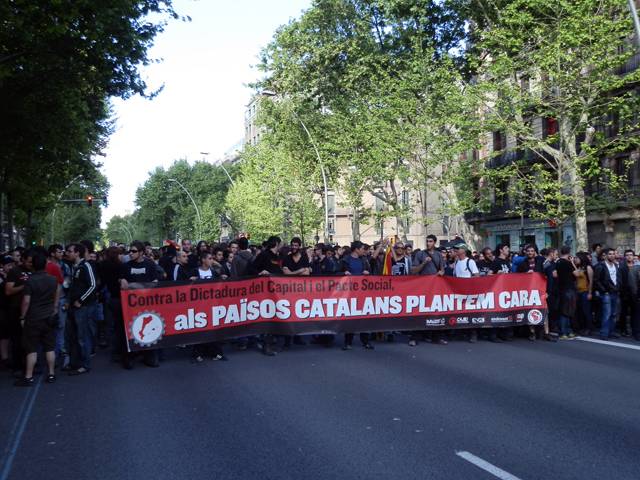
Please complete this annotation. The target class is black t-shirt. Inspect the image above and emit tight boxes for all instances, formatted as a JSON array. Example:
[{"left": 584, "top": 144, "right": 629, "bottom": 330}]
[
  {"left": 476, "top": 260, "right": 493, "bottom": 276},
  {"left": 391, "top": 256, "right": 410, "bottom": 276},
  {"left": 283, "top": 252, "right": 310, "bottom": 273},
  {"left": 491, "top": 257, "right": 511, "bottom": 274},
  {"left": 121, "top": 258, "right": 160, "bottom": 283},
  {"left": 556, "top": 258, "right": 576, "bottom": 292},
  {"left": 172, "top": 263, "right": 192, "bottom": 281},
  {"left": 24, "top": 271, "right": 58, "bottom": 321},
  {"left": 6, "top": 266, "right": 29, "bottom": 309},
  {"left": 99, "top": 259, "right": 123, "bottom": 299},
  {"left": 253, "top": 250, "right": 283, "bottom": 275}
]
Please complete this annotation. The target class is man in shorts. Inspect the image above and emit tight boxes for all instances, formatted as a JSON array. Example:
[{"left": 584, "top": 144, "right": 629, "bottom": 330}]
[{"left": 15, "top": 251, "right": 59, "bottom": 386}]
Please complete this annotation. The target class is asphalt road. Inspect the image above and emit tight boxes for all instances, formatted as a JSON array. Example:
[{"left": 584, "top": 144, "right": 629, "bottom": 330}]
[{"left": 2, "top": 334, "right": 640, "bottom": 480}]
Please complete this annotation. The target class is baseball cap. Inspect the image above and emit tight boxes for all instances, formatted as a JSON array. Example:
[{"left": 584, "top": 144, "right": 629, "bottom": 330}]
[{"left": 452, "top": 243, "right": 469, "bottom": 250}]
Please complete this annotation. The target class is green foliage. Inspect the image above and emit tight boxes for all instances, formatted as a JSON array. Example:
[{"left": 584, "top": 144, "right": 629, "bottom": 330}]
[
  {"left": 133, "top": 159, "right": 236, "bottom": 245},
  {"left": 469, "top": 0, "right": 639, "bottom": 249},
  {"left": 225, "top": 141, "right": 322, "bottom": 244},
  {"left": 0, "top": 1, "right": 180, "bottom": 248}
]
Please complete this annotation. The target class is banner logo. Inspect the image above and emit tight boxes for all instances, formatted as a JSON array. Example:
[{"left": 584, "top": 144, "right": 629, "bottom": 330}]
[
  {"left": 527, "top": 309, "right": 543, "bottom": 325},
  {"left": 130, "top": 311, "right": 165, "bottom": 347}
]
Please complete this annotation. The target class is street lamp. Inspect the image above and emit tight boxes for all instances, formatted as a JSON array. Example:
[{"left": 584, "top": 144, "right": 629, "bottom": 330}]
[
  {"left": 201, "top": 151, "right": 235, "bottom": 186},
  {"left": 261, "top": 91, "right": 330, "bottom": 243},
  {"left": 168, "top": 178, "right": 202, "bottom": 240},
  {"left": 629, "top": 0, "right": 640, "bottom": 49}
]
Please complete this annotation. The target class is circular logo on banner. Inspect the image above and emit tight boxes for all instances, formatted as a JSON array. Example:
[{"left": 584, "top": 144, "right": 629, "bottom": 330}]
[
  {"left": 130, "top": 311, "right": 165, "bottom": 347},
  {"left": 527, "top": 309, "right": 543, "bottom": 325},
  {"left": 448, "top": 317, "right": 457, "bottom": 326}
]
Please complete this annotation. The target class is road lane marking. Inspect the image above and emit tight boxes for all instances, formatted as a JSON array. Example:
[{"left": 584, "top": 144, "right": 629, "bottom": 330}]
[
  {"left": 456, "top": 451, "right": 523, "bottom": 480},
  {"left": 575, "top": 336, "right": 640, "bottom": 351},
  {"left": 0, "top": 377, "right": 42, "bottom": 480}
]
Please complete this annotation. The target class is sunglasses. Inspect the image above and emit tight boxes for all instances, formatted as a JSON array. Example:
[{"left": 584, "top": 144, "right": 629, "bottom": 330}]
[{"left": 129, "top": 249, "right": 139, "bottom": 254}]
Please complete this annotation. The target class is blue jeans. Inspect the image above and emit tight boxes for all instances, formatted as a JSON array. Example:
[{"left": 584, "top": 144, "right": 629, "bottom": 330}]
[
  {"left": 558, "top": 315, "right": 572, "bottom": 336},
  {"left": 74, "top": 304, "right": 97, "bottom": 369},
  {"left": 56, "top": 297, "right": 68, "bottom": 355},
  {"left": 577, "top": 292, "right": 593, "bottom": 332},
  {"left": 599, "top": 293, "right": 618, "bottom": 338}
]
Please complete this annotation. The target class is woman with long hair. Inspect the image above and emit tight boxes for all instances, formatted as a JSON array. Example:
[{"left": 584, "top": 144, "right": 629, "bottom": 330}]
[{"left": 575, "top": 251, "right": 594, "bottom": 336}]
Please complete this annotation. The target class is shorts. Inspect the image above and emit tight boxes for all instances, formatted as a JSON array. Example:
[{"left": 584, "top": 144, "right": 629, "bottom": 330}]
[{"left": 22, "top": 319, "right": 56, "bottom": 354}]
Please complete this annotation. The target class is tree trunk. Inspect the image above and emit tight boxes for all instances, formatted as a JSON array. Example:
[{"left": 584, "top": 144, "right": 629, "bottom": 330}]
[
  {"left": 562, "top": 123, "right": 589, "bottom": 252},
  {"left": 352, "top": 208, "right": 361, "bottom": 241}
]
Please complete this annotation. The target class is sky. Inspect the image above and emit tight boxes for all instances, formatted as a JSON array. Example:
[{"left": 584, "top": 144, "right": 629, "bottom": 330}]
[{"left": 101, "top": 0, "right": 310, "bottom": 226}]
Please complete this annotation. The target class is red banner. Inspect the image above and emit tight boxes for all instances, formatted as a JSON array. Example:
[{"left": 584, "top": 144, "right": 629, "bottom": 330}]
[{"left": 121, "top": 274, "right": 548, "bottom": 351}]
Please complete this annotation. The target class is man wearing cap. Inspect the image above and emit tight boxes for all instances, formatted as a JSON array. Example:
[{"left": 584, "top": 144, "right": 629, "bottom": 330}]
[{"left": 452, "top": 243, "right": 481, "bottom": 343}]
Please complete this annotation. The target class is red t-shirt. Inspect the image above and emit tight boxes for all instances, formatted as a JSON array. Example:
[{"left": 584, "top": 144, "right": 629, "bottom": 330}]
[{"left": 46, "top": 261, "right": 64, "bottom": 285}]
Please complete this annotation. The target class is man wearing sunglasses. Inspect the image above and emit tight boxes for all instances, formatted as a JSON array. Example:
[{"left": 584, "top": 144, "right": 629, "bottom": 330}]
[{"left": 119, "top": 241, "right": 162, "bottom": 367}]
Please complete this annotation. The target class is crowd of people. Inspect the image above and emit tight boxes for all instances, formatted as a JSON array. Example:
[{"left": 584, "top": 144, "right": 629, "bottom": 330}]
[{"left": 1, "top": 234, "right": 639, "bottom": 387}]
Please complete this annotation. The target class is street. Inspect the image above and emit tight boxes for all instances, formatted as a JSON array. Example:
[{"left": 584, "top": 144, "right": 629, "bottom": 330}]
[{"left": 2, "top": 335, "right": 639, "bottom": 480}]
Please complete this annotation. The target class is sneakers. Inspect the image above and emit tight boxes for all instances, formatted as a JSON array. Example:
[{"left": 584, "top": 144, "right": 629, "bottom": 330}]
[
  {"left": 212, "top": 354, "right": 228, "bottom": 362},
  {"left": 363, "top": 343, "right": 375, "bottom": 350},
  {"left": 14, "top": 377, "right": 35, "bottom": 387},
  {"left": 559, "top": 335, "right": 569, "bottom": 340},
  {"left": 342, "top": 344, "right": 353, "bottom": 351},
  {"left": 568, "top": 333, "right": 576, "bottom": 339},
  {"left": 408, "top": 340, "right": 417, "bottom": 347}
]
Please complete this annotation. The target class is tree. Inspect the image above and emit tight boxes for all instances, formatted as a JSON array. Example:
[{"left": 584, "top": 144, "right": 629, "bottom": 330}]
[
  {"left": 469, "top": 0, "right": 640, "bottom": 250},
  {"left": 134, "top": 160, "right": 237, "bottom": 244},
  {"left": 0, "top": 1, "right": 182, "bottom": 248}
]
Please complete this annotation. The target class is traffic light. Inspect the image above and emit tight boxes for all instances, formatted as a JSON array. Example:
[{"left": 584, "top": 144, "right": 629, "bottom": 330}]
[{"left": 86, "top": 195, "right": 93, "bottom": 207}]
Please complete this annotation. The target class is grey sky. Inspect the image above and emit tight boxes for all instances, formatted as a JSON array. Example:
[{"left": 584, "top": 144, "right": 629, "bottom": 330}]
[{"left": 101, "top": 0, "right": 310, "bottom": 225}]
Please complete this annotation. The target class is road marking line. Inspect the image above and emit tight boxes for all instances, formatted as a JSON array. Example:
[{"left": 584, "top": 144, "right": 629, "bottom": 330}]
[
  {"left": 575, "top": 336, "right": 640, "bottom": 351},
  {"left": 0, "top": 377, "right": 42, "bottom": 480},
  {"left": 456, "top": 451, "right": 523, "bottom": 480}
]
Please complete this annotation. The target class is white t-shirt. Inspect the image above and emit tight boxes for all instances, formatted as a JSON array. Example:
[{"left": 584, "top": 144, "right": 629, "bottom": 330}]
[
  {"left": 606, "top": 262, "right": 617, "bottom": 285},
  {"left": 454, "top": 258, "right": 479, "bottom": 278},
  {"left": 198, "top": 268, "right": 213, "bottom": 280}
]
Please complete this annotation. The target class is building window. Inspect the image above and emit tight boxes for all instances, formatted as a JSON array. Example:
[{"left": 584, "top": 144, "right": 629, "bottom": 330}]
[
  {"left": 493, "top": 131, "right": 504, "bottom": 151},
  {"left": 327, "top": 193, "right": 335, "bottom": 215},
  {"left": 401, "top": 190, "right": 409, "bottom": 206},
  {"left": 544, "top": 117, "right": 558, "bottom": 137},
  {"left": 328, "top": 218, "right": 335, "bottom": 234},
  {"left": 375, "top": 196, "right": 385, "bottom": 212},
  {"left": 496, "top": 234, "right": 510, "bottom": 247},
  {"left": 520, "top": 76, "right": 530, "bottom": 93}
]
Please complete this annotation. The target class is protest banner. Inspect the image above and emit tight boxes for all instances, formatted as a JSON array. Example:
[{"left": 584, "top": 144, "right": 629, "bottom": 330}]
[{"left": 121, "top": 274, "right": 547, "bottom": 351}]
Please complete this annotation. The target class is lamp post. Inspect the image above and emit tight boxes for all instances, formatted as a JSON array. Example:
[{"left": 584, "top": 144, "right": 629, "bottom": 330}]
[
  {"left": 261, "top": 91, "right": 330, "bottom": 243},
  {"left": 201, "top": 151, "right": 235, "bottom": 186},
  {"left": 168, "top": 178, "right": 202, "bottom": 240},
  {"left": 50, "top": 174, "right": 82, "bottom": 243},
  {"left": 629, "top": 0, "right": 640, "bottom": 48}
]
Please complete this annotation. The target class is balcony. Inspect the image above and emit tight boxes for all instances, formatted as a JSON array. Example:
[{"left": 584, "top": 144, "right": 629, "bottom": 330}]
[
  {"left": 487, "top": 148, "right": 534, "bottom": 168},
  {"left": 616, "top": 52, "right": 640, "bottom": 76}
]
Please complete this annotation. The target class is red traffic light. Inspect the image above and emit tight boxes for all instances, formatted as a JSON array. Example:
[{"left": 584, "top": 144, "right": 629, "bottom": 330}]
[{"left": 86, "top": 195, "right": 93, "bottom": 207}]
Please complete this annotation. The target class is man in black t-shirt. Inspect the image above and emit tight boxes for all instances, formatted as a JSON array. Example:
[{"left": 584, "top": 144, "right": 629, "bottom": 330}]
[
  {"left": 15, "top": 252, "right": 59, "bottom": 386},
  {"left": 556, "top": 246, "right": 578, "bottom": 339},
  {"left": 477, "top": 247, "right": 495, "bottom": 276},
  {"left": 120, "top": 241, "right": 161, "bottom": 367},
  {"left": 5, "top": 251, "right": 31, "bottom": 372},
  {"left": 282, "top": 237, "right": 311, "bottom": 276},
  {"left": 282, "top": 238, "right": 310, "bottom": 348},
  {"left": 491, "top": 244, "right": 512, "bottom": 274},
  {"left": 250, "top": 236, "right": 282, "bottom": 356}
]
